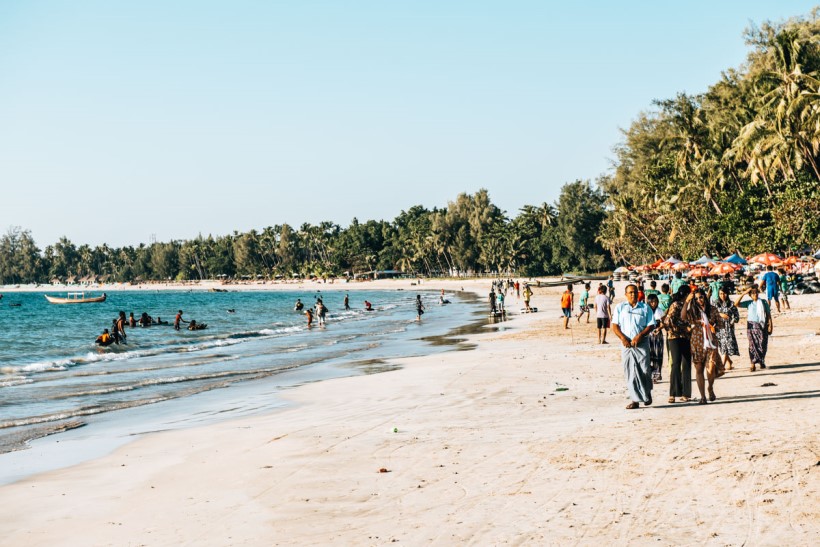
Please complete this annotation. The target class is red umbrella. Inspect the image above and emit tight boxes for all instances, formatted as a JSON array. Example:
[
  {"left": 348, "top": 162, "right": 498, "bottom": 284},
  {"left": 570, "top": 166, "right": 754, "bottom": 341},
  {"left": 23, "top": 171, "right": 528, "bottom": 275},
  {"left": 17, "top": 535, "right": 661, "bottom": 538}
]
[
  {"left": 749, "top": 253, "right": 783, "bottom": 266},
  {"left": 709, "top": 262, "right": 741, "bottom": 276},
  {"left": 782, "top": 256, "right": 799, "bottom": 265},
  {"left": 688, "top": 267, "right": 711, "bottom": 278}
]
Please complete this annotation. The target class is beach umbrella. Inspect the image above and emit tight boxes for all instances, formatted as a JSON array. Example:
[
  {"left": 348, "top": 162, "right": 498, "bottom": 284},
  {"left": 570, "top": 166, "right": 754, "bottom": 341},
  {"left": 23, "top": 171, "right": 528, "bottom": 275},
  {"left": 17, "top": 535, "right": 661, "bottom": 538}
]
[
  {"left": 635, "top": 264, "right": 653, "bottom": 272},
  {"left": 688, "top": 267, "right": 711, "bottom": 278},
  {"left": 692, "top": 255, "right": 714, "bottom": 265},
  {"left": 749, "top": 253, "right": 783, "bottom": 266},
  {"left": 649, "top": 258, "right": 665, "bottom": 269},
  {"left": 613, "top": 266, "right": 629, "bottom": 273},
  {"left": 782, "top": 256, "right": 800, "bottom": 266},
  {"left": 664, "top": 256, "right": 682, "bottom": 264},
  {"left": 724, "top": 253, "right": 747, "bottom": 265},
  {"left": 671, "top": 262, "right": 690, "bottom": 271},
  {"left": 709, "top": 262, "right": 741, "bottom": 276}
]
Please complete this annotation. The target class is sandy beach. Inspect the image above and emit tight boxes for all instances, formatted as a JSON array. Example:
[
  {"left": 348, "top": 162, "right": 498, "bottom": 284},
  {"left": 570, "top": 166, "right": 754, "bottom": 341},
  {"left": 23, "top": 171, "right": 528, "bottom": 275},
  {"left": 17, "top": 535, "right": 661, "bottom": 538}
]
[{"left": 0, "top": 279, "right": 817, "bottom": 546}]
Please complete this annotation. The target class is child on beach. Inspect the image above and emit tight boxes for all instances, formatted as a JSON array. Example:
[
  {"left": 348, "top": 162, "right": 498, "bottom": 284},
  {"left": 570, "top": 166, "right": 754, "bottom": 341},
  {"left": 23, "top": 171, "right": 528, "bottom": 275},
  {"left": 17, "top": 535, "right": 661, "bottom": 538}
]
[
  {"left": 646, "top": 294, "right": 665, "bottom": 383},
  {"left": 594, "top": 285, "right": 611, "bottom": 344},
  {"left": 561, "top": 284, "right": 574, "bottom": 330},
  {"left": 576, "top": 283, "right": 591, "bottom": 323}
]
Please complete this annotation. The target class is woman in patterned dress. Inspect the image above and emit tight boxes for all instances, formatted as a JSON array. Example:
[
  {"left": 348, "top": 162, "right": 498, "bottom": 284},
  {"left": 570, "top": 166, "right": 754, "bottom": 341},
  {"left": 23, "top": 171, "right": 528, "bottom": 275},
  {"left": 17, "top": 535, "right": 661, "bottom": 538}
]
[
  {"left": 661, "top": 285, "right": 692, "bottom": 404},
  {"left": 683, "top": 288, "right": 724, "bottom": 405},
  {"left": 713, "top": 286, "right": 740, "bottom": 371}
]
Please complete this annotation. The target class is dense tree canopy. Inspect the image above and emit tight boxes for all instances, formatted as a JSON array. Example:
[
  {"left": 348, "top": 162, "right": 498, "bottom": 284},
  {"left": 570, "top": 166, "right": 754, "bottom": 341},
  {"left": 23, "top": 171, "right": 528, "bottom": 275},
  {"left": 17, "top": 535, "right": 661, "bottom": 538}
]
[{"left": 599, "top": 11, "right": 820, "bottom": 263}]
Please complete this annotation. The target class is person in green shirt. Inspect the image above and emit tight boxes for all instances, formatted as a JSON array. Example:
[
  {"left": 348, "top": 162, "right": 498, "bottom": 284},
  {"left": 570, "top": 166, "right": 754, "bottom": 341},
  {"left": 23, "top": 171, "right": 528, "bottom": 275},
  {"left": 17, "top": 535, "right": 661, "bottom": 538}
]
[
  {"left": 645, "top": 280, "right": 660, "bottom": 298},
  {"left": 778, "top": 268, "right": 791, "bottom": 310},
  {"left": 670, "top": 272, "right": 686, "bottom": 295},
  {"left": 658, "top": 283, "right": 672, "bottom": 312},
  {"left": 708, "top": 276, "right": 723, "bottom": 303}
]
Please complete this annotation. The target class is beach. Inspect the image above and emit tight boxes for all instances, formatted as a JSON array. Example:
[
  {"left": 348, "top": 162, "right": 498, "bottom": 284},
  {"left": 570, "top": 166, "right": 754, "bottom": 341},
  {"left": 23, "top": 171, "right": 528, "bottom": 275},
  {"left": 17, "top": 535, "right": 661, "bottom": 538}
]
[{"left": 0, "top": 279, "right": 818, "bottom": 545}]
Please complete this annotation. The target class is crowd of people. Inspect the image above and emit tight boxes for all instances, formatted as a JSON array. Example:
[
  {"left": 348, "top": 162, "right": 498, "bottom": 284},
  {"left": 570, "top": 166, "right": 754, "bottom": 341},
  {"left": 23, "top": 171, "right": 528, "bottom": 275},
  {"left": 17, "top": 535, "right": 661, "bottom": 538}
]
[
  {"left": 604, "top": 268, "right": 782, "bottom": 409},
  {"left": 95, "top": 309, "right": 203, "bottom": 347}
]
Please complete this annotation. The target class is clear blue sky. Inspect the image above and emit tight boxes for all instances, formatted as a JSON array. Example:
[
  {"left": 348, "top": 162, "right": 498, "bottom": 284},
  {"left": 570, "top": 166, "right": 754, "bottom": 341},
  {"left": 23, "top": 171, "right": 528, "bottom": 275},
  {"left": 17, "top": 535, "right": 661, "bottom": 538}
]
[{"left": 1, "top": 1, "right": 816, "bottom": 248}]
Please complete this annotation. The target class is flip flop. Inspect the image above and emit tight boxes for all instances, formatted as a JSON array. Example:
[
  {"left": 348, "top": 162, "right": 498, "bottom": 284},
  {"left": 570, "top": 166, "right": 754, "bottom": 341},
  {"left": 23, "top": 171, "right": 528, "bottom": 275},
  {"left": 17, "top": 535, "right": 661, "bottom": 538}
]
[{"left": 625, "top": 402, "right": 639, "bottom": 409}]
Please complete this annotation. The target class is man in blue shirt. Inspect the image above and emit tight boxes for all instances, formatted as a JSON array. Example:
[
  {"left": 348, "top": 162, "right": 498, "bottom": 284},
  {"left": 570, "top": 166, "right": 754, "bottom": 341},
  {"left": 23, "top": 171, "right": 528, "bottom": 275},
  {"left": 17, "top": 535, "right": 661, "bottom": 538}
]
[
  {"left": 761, "top": 265, "right": 781, "bottom": 313},
  {"left": 612, "top": 284, "right": 656, "bottom": 409}
]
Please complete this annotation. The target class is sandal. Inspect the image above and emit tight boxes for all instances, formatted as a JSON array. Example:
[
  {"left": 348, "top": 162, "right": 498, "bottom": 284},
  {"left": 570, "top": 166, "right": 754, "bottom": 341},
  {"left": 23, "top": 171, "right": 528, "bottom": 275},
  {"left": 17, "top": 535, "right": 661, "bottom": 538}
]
[
  {"left": 625, "top": 402, "right": 639, "bottom": 409},
  {"left": 680, "top": 396, "right": 690, "bottom": 403},
  {"left": 699, "top": 398, "right": 707, "bottom": 405},
  {"left": 668, "top": 397, "right": 676, "bottom": 404},
  {"left": 708, "top": 389, "right": 716, "bottom": 402}
]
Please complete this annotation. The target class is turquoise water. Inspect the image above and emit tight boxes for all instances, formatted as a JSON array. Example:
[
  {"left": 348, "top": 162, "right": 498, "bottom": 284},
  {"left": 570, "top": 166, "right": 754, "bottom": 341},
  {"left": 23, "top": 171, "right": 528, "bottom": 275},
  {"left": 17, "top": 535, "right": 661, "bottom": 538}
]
[{"left": 0, "top": 288, "right": 482, "bottom": 453}]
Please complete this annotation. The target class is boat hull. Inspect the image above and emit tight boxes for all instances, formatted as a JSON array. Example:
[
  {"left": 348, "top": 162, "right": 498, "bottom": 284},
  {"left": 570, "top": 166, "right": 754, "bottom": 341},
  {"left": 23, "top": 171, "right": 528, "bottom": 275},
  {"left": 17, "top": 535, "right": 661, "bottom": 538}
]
[{"left": 44, "top": 294, "right": 107, "bottom": 304}]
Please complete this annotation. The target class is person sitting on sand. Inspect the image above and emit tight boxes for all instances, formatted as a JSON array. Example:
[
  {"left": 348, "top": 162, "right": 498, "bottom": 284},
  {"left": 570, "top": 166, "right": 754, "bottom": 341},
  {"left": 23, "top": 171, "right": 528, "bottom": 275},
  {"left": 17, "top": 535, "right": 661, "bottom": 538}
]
[{"left": 95, "top": 328, "right": 114, "bottom": 347}]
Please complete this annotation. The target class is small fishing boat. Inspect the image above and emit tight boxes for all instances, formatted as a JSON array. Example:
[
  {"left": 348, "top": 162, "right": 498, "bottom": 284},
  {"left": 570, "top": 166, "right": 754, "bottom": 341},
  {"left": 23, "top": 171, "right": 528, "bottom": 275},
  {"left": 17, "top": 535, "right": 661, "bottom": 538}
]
[{"left": 44, "top": 292, "right": 107, "bottom": 304}]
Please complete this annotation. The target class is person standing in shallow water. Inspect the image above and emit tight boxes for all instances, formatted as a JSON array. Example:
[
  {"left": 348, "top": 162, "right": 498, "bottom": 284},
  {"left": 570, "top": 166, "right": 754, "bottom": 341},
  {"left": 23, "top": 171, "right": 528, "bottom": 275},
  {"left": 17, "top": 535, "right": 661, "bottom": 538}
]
[
  {"left": 416, "top": 294, "right": 425, "bottom": 321},
  {"left": 611, "top": 284, "right": 656, "bottom": 409}
]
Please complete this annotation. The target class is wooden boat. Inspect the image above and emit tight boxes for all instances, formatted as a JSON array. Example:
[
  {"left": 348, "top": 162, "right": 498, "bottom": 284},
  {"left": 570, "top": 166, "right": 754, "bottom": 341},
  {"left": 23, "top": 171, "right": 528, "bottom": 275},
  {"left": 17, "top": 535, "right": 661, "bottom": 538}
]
[{"left": 44, "top": 292, "right": 107, "bottom": 304}]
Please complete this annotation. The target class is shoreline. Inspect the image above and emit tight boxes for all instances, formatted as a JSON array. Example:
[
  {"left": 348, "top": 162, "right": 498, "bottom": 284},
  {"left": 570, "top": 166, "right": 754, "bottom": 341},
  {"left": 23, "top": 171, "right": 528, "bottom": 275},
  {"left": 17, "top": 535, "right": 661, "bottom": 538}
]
[{"left": 0, "top": 283, "right": 817, "bottom": 544}]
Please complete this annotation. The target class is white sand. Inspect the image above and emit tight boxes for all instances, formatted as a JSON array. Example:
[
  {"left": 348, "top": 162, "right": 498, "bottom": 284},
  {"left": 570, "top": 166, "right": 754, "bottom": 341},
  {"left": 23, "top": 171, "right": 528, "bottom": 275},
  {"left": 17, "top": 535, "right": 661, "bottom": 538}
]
[{"left": 0, "top": 281, "right": 818, "bottom": 545}]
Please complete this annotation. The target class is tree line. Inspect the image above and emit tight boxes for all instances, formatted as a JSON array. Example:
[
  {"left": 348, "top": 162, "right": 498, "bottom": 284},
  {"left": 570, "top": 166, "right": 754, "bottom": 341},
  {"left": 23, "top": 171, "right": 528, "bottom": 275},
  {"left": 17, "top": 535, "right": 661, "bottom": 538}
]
[
  {"left": 3, "top": 11, "right": 819, "bottom": 284},
  {"left": 0, "top": 184, "right": 609, "bottom": 284}
]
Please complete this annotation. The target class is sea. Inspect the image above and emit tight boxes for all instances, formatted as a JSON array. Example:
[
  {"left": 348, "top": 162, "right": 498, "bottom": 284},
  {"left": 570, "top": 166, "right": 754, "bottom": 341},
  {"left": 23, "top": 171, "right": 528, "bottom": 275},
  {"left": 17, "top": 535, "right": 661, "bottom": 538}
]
[{"left": 0, "top": 287, "right": 491, "bottom": 484}]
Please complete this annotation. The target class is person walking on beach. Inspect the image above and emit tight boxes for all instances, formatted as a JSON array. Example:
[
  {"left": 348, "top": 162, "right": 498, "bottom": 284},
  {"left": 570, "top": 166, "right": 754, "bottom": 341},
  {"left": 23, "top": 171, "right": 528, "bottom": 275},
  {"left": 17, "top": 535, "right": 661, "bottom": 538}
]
[
  {"left": 607, "top": 276, "right": 615, "bottom": 302},
  {"left": 612, "top": 284, "right": 656, "bottom": 409},
  {"left": 778, "top": 269, "right": 791, "bottom": 310},
  {"left": 646, "top": 294, "right": 665, "bottom": 383},
  {"left": 714, "top": 286, "right": 740, "bottom": 371},
  {"left": 735, "top": 286, "right": 773, "bottom": 372},
  {"left": 594, "top": 285, "right": 611, "bottom": 344},
  {"left": 416, "top": 294, "right": 425, "bottom": 321},
  {"left": 576, "top": 283, "right": 591, "bottom": 323},
  {"left": 523, "top": 283, "right": 533, "bottom": 312},
  {"left": 561, "top": 284, "right": 574, "bottom": 330},
  {"left": 761, "top": 266, "right": 781, "bottom": 313},
  {"left": 662, "top": 285, "right": 692, "bottom": 403},
  {"left": 174, "top": 310, "right": 189, "bottom": 331},
  {"left": 489, "top": 287, "right": 497, "bottom": 314},
  {"left": 671, "top": 271, "right": 686, "bottom": 295},
  {"left": 682, "top": 288, "right": 723, "bottom": 404}
]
